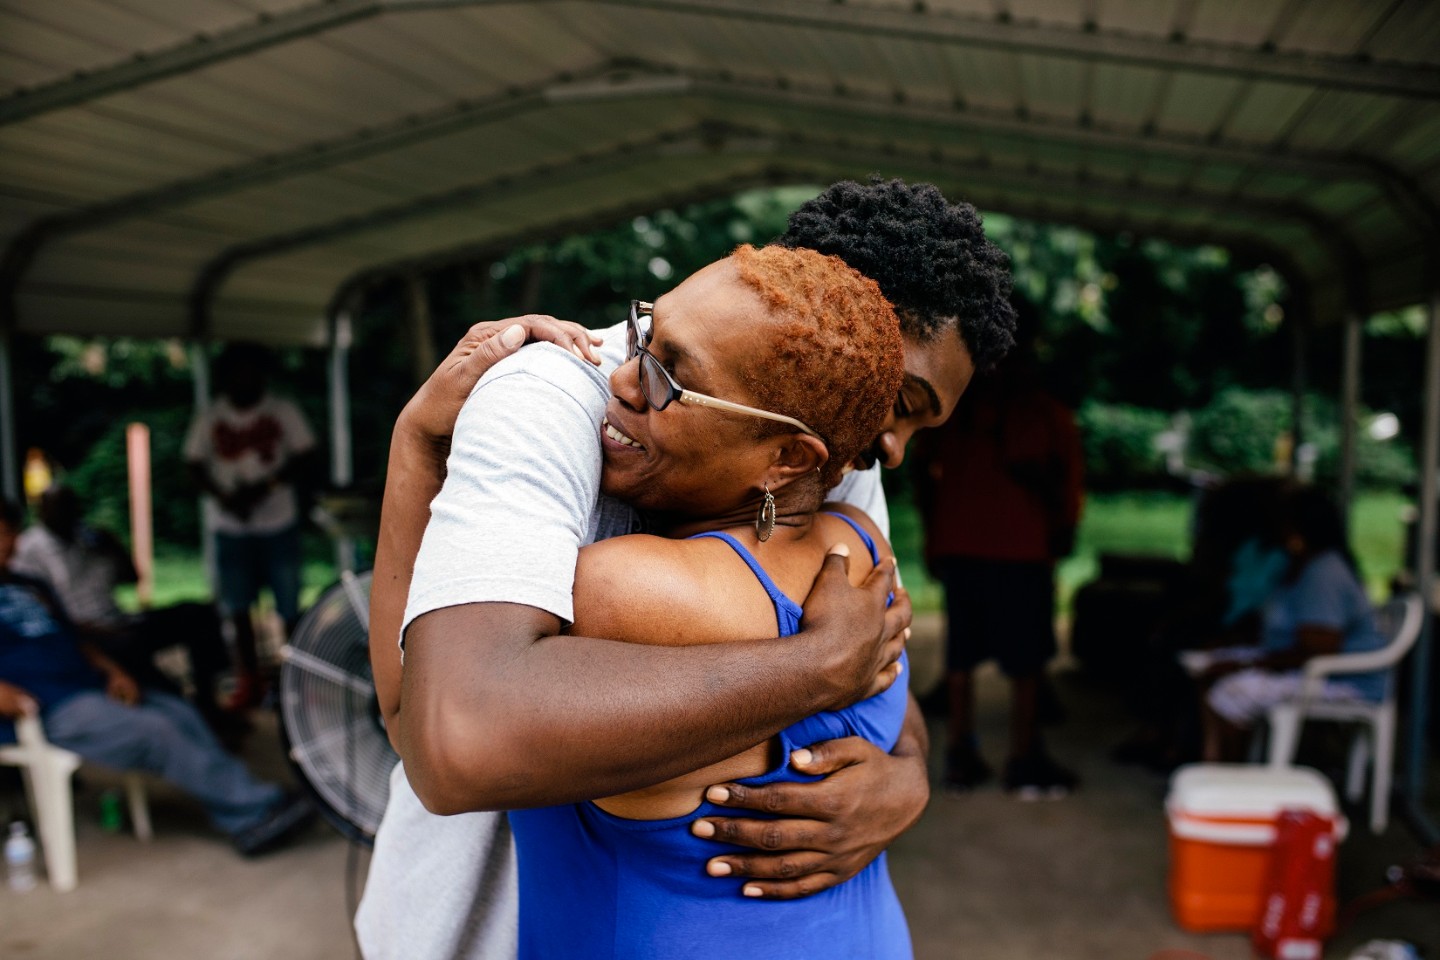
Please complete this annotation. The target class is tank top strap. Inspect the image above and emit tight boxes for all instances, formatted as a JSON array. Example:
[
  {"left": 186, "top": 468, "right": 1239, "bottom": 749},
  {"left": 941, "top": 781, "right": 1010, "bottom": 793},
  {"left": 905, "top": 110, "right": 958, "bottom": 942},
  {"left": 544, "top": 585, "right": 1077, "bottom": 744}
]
[
  {"left": 687, "top": 531, "right": 805, "bottom": 637},
  {"left": 820, "top": 511, "right": 894, "bottom": 607},
  {"left": 821, "top": 510, "right": 881, "bottom": 565}
]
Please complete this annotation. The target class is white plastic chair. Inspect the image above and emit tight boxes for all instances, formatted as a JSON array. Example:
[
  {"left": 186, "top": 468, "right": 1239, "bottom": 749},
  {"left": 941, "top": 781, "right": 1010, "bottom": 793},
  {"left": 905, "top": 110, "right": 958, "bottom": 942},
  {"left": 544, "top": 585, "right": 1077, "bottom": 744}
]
[
  {"left": 1265, "top": 593, "right": 1425, "bottom": 834},
  {"left": 0, "top": 713, "right": 151, "bottom": 891}
]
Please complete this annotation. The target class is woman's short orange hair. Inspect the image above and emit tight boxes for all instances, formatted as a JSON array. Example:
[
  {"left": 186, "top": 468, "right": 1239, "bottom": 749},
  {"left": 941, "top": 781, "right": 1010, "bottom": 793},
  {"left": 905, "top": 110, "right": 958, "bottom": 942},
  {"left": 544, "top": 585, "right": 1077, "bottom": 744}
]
[{"left": 730, "top": 244, "right": 904, "bottom": 490}]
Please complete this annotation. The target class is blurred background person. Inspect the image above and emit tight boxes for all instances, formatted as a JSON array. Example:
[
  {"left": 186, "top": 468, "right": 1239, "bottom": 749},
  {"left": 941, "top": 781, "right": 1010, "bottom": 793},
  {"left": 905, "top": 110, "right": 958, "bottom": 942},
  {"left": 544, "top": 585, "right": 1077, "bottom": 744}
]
[
  {"left": 1201, "top": 485, "right": 1389, "bottom": 761},
  {"left": 0, "top": 499, "right": 313, "bottom": 856},
  {"left": 185, "top": 343, "right": 316, "bottom": 711},
  {"left": 10, "top": 484, "right": 236, "bottom": 743},
  {"left": 914, "top": 297, "right": 1084, "bottom": 798}
]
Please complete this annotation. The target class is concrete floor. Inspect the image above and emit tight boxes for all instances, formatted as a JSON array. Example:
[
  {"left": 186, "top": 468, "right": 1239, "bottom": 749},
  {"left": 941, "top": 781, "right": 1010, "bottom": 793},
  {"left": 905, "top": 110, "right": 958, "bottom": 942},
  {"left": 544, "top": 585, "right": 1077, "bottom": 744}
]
[{"left": 2, "top": 615, "right": 1436, "bottom": 959}]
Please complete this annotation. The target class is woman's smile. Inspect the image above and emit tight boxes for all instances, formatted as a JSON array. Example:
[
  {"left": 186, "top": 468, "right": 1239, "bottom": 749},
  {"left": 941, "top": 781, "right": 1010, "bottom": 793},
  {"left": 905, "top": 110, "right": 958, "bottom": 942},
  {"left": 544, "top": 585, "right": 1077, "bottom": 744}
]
[{"left": 601, "top": 414, "right": 646, "bottom": 453}]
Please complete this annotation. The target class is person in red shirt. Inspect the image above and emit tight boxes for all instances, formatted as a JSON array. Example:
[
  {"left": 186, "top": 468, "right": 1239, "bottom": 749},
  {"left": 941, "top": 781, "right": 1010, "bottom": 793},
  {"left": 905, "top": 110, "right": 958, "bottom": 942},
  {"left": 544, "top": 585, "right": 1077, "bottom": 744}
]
[{"left": 914, "top": 298, "right": 1084, "bottom": 797}]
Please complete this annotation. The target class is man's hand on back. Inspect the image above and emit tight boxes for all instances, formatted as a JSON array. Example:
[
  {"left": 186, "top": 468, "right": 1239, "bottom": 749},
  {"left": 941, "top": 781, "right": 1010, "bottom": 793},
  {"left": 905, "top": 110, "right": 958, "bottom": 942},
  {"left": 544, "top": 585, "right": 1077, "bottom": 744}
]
[
  {"left": 800, "top": 547, "right": 910, "bottom": 708},
  {"left": 691, "top": 703, "right": 930, "bottom": 899},
  {"left": 679, "top": 560, "right": 924, "bottom": 900}
]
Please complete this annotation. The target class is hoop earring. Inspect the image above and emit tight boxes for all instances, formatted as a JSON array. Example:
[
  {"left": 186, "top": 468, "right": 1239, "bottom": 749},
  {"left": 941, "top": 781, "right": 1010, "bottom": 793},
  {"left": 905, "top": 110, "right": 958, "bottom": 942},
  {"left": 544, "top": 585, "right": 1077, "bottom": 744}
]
[{"left": 755, "top": 483, "right": 776, "bottom": 542}]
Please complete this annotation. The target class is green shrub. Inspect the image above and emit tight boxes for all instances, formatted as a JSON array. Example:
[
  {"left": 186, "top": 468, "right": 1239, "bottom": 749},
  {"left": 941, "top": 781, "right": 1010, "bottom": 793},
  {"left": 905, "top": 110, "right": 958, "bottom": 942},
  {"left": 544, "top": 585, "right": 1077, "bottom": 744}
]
[
  {"left": 64, "top": 405, "right": 202, "bottom": 550},
  {"left": 1076, "top": 402, "right": 1171, "bottom": 489},
  {"left": 1186, "top": 388, "right": 1416, "bottom": 489}
]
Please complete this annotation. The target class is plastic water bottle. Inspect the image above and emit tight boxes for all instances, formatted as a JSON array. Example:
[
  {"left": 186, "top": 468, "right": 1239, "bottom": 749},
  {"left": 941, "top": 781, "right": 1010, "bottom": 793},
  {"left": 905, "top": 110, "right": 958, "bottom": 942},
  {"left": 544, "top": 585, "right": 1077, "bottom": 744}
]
[
  {"left": 5, "top": 821, "right": 37, "bottom": 892},
  {"left": 99, "top": 789, "right": 123, "bottom": 833}
]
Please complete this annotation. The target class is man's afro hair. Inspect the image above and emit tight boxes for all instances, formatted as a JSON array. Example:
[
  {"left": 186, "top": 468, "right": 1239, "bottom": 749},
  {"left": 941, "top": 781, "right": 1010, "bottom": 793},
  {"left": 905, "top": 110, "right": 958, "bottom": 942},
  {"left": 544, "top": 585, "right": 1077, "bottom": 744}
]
[{"left": 778, "top": 177, "right": 1017, "bottom": 370}]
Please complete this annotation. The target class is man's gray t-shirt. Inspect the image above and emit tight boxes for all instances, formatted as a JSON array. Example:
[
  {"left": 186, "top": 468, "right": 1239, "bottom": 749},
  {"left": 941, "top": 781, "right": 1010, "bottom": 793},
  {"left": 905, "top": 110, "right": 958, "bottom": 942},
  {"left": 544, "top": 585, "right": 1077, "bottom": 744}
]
[{"left": 354, "top": 323, "right": 889, "bottom": 960}]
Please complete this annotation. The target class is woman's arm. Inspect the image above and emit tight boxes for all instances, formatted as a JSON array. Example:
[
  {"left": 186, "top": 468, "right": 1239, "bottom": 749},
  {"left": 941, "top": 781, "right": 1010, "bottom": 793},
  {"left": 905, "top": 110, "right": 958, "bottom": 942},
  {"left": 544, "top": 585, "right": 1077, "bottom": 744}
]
[
  {"left": 1258, "top": 625, "right": 1343, "bottom": 671},
  {"left": 372, "top": 318, "right": 601, "bottom": 735}
]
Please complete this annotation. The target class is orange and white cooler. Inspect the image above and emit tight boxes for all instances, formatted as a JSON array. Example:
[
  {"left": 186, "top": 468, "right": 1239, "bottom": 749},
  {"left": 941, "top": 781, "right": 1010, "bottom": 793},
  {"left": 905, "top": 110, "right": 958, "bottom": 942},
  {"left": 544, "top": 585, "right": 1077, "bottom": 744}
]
[{"left": 1165, "top": 764, "right": 1347, "bottom": 933}]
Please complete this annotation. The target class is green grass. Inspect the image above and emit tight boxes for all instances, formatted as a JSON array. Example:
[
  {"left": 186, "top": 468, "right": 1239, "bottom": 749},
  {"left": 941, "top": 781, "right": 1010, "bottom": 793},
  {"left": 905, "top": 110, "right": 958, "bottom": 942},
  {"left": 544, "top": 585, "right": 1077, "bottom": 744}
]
[
  {"left": 114, "top": 491, "right": 1411, "bottom": 620},
  {"left": 892, "top": 489, "right": 1410, "bottom": 615},
  {"left": 114, "top": 550, "right": 340, "bottom": 614}
]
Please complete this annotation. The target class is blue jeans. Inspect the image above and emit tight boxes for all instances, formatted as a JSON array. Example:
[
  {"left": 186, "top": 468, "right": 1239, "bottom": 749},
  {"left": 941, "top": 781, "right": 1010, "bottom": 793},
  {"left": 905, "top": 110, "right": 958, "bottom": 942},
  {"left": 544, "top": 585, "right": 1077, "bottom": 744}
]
[
  {"left": 43, "top": 690, "right": 283, "bottom": 835},
  {"left": 215, "top": 525, "right": 301, "bottom": 624}
]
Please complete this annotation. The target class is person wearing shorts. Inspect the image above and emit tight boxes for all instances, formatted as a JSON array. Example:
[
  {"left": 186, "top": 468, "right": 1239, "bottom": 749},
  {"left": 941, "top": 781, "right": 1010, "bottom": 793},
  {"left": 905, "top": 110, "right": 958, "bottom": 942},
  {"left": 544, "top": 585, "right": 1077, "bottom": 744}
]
[
  {"left": 915, "top": 297, "right": 1083, "bottom": 798},
  {"left": 185, "top": 343, "right": 316, "bottom": 709}
]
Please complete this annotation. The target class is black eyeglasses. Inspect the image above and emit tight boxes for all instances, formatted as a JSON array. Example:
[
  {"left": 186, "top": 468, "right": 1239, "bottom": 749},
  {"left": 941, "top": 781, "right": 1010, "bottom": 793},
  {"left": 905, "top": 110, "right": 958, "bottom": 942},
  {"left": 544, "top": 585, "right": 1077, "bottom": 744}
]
[{"left": 625, "top": 300, "right": 823, "bottom": 440}]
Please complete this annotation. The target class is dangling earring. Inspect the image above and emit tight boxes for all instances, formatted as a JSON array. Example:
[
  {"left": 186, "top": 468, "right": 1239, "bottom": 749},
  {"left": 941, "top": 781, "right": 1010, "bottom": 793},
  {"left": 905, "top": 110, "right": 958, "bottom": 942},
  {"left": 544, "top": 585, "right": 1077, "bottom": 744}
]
[{"left": 755, "top": 483, "right": 776, "bottom": 542}]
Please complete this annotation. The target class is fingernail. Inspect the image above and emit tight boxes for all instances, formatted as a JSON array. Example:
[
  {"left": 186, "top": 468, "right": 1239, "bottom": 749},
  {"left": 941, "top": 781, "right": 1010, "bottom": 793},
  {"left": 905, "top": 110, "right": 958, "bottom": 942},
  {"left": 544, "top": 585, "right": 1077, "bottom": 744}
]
[
  {"left": 828, "top": 543, "right": 850, "bottom": 557},
  {"left": 707, "top": 860, "right": 731, "bottom": 876},
  {"left": 895, "top": 659, "right": 904, "bottom": 675},
  {"left": 790, "top": 748, "right": 813, "bottom": 767},
  {"left": 691, "top": 820, "right": 715, "bottom": 838},
  {"left": 743, "top": 885, "right": 763, "bottom": 898},
  {"left": 706, "top": 786, "right": 730, "bottom": 803},
  {"left": 500, "top": 325, "right": 525, "bottom": 348},
  {"left": 903, "top": 627, "right": 911, "bottom": 640}
]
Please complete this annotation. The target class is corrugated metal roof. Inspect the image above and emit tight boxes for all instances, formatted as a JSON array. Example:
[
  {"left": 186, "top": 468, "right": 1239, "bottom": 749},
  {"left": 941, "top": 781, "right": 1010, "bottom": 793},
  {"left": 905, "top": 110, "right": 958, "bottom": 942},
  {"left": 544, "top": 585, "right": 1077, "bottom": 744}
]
[{"left": 1, "top": 0, "right": 1437, "bottom": 345}]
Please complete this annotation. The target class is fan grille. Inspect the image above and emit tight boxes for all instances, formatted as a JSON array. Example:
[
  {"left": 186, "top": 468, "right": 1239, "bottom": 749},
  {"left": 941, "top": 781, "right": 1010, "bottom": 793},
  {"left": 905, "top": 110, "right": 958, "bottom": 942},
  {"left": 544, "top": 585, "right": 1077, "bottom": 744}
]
[{"left": 279, "top": 572, "right": 396, "bottom": 842}]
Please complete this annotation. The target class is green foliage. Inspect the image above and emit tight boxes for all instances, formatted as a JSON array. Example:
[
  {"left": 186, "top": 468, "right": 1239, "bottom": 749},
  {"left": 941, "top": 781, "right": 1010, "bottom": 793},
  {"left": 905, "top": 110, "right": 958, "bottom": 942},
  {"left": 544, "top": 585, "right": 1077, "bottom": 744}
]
[
  {"left": 449, "top": 187, "right": 819, "bottom": 335},
  {"left": 1186, "top": 389, "right": 1293, "bottom": 476},
  {"left": 1074, "top": 388, "right": 1416, "bottom": 491},
  {"left": 1075, "top": 402, "right": 1172, "bottom": 490},
  {"left": 1185, "top": 388, "right": 1416, "bottom": 489},
  {"left": 61, "top": 405, "right": 202, "bottom": 548}
]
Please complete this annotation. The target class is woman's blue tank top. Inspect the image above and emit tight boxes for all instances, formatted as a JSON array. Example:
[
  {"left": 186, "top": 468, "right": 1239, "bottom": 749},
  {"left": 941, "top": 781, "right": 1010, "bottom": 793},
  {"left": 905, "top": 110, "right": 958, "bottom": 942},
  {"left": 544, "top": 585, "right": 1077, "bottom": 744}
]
[{"left": 509, "top": 513, "right": 913, "bottom": 959}]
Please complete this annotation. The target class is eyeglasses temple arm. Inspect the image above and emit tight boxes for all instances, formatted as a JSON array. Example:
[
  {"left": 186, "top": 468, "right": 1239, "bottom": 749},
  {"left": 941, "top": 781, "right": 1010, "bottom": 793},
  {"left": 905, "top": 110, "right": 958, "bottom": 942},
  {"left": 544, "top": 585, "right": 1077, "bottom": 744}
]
[{"left": 678, "top": 390, "right": 823, "bottom": 440}]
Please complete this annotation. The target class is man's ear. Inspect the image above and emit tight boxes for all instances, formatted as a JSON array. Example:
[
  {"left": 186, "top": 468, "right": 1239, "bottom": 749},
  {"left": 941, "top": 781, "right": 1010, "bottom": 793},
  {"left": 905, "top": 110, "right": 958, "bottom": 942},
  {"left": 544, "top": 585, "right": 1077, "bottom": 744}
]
[{"left": 769, "top": 433, "right": 828, "bottom": 486}]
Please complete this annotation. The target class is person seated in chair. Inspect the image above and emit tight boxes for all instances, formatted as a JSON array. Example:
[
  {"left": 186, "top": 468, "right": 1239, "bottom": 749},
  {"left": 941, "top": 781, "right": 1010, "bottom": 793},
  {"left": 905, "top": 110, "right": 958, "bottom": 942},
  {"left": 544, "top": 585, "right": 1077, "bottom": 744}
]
[
  {"left": 12, "top": 485, "right": 236, "bottom": 739},
  {"left": 0, "top": 500, "right": 312, "bottom": 856},
  {"left": 1200, "top": 485, "right": 1387, "bottom": 761}
]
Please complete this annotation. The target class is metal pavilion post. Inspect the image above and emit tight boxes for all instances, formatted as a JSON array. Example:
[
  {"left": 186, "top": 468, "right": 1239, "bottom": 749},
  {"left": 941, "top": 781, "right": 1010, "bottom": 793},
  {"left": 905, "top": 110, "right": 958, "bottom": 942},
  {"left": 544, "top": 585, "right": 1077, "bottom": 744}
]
[
  {"left": 1403, "top": 287, "right": 1440, "bottom": 844},
  {"left": 407, "top": 274, "right": 435, "bottom": 387},
  {"left": 327, "top": 307, "right": 356, "bottom": 575},
  {"left": 0, "top": 327, "right": 16, "bottom": 502},
  {"left": 1338, "top": 312, "right": 1363, "bottom": 519},
  {"left": 188, "top": 342, "right": 217, "bottom": 596},
  {"left": 1287, "top": 292, "right": 1310, "bottom": 476}
]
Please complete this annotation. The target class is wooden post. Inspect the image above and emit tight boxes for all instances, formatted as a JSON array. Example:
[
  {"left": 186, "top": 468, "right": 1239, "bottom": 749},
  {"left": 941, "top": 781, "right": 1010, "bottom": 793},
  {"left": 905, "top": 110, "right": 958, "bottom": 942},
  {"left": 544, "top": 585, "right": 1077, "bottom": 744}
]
[{"left": 125, "top": 422, "right": 153, "bottom": 609}]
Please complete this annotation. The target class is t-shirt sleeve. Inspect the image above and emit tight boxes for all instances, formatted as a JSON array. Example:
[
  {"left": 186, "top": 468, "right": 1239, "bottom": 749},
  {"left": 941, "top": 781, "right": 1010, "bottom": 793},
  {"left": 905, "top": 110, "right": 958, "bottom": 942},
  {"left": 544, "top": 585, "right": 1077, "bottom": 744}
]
[
  {"left": 1290, "top": 552, "right": 1354, "bottom": 631},
  {"left": 9, "top": 535, "right": 54, "bottom": 587},
  {"left": 401, "top": 345, "right": 610, "bottom": 645},
  {"left": 276, "top": 398, "right": 317, "bottom": 456},
  {"left": 829, "top": 464, "right": 890, "bottom": 542}
]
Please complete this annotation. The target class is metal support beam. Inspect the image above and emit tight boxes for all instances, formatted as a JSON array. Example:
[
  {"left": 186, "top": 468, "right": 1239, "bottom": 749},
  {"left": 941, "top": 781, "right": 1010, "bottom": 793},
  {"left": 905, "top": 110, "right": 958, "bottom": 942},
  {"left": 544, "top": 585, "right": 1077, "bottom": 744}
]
[
  {"left": 5, "top": 61, "right": 1428, "bottom": 327},
  {"left": 406, "top": 274, "right": 435, "bottom": 388},
  {"left": 187, "top": 341, "right": 217, "bottom": 596},
  {"left": 1338, "top": 312, "right": 1363, "bottom": 519},
  {"left": 3, "top": 0, "right": 1437, "bottom": 127},
  {"left": 187, "top": 124, "right": 1353, "bottom": 329},
  {"left": 8, "top": 62, "right": 1427, "bottom": 242},
  {"left": 1403, "top": 286, "right": 1440, "bottom": 843},
  {"left": 0, "top": 0, "right": 383, "bottom": 125},
  {"left": 1288, "top": 293, "right": 1309, "bottom": 476},
  {"left": 326, "top": 307, "right": 356, "bottom": 575},
  {"left": 0, "top": 328, "right": 17, "bottom": 502},
  {"left": 599, "top": 0, "right": 1440, "bottom": 99}
]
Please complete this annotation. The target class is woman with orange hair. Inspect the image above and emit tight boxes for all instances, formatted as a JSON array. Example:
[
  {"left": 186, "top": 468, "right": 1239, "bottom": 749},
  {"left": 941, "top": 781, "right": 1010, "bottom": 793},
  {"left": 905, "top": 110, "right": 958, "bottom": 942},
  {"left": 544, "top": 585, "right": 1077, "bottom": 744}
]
[{"left": 503, "top": 245, "right": 913, "bottom": 958}]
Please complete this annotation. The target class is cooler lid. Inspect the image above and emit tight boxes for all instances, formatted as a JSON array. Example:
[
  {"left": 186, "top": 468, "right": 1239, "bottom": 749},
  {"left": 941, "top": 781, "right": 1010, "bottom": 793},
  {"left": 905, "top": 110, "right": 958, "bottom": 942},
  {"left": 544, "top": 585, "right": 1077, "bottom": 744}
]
[{"left": 1166, "top": 763, "right": 1340, "bottom": 820}]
